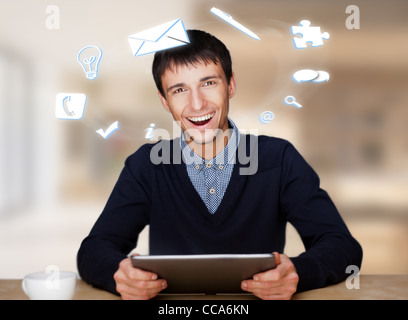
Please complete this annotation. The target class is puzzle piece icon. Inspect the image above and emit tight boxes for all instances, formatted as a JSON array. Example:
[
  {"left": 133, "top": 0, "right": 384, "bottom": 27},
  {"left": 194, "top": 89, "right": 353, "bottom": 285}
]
[{"left": 291, "top": 20, "right": 330, "bottom": 49}]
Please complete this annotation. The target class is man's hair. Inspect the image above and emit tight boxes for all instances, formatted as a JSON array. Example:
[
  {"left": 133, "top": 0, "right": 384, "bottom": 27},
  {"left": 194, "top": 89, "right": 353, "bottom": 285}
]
[{"left": 152, "top": 29, "right": 232, "bottom": 97}]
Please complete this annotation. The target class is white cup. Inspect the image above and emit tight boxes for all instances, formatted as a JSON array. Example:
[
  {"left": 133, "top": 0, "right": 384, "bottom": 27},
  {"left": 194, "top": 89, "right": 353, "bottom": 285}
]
[{"left": 22, "top": 271, "right": 77, "bottom": 300}]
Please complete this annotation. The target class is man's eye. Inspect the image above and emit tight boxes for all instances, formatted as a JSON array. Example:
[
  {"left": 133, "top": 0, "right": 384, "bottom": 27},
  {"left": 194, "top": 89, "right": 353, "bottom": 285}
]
[
  {"left": 174, "top": 88, "right": 186, "bottom": 94},
  {"left": 203, "top": 81, "right": 216, "bottom": 87}
]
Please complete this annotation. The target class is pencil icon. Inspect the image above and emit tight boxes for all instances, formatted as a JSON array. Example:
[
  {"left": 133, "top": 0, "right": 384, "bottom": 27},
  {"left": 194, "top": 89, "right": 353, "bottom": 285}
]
[{"left": 210, "top": 7, "right": 260, "bottom": 40}]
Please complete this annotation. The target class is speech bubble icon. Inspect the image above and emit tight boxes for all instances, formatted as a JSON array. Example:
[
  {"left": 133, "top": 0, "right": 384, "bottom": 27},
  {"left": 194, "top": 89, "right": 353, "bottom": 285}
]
[
  {"left": 312, "top": 70, "right": 330, "bottom": 82},
  {"left": 293, "top": 69, "right": 319, "bottom": 83}
]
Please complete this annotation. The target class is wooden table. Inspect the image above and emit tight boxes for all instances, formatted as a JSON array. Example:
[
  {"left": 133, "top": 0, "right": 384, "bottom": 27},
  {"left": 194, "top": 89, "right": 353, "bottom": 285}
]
[{"left": 1, "top": 275, "right": 407, "bottom": 300}]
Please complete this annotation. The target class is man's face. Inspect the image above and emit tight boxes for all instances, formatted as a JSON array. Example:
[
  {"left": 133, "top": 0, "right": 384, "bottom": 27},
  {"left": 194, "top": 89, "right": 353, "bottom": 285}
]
[{"left": 159, "top": 60, "right": 236, "bottom": 145}]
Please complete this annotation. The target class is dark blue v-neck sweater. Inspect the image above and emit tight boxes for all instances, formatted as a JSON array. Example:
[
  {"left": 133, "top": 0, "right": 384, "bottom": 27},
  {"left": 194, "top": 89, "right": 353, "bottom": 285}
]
[{"left": 77, "top": 135, "right": 362, "bottom": 295}]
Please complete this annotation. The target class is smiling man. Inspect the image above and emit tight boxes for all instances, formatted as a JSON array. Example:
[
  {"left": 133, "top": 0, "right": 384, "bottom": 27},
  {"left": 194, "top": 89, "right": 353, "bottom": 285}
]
[
  {"left": 160, "top": 61, "right": 234, "bottom": 154},
  {"left": 77, "top": 29, "right": 362, "bottom": 300},
  {"left": 154, "top": 30, "right": 237, "bottom": 163}
]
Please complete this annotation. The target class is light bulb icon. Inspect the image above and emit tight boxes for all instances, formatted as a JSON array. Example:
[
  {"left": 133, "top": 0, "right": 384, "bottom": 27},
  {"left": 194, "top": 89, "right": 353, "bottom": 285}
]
[{"left": 77, "top": 45, "right": 102, "bottom": 80}]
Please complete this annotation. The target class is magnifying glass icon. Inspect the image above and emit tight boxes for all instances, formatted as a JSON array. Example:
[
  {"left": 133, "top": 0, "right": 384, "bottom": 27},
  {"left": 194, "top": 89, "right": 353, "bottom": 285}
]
[{"left": 284, "top": 96, "right": 302, "bottom": 108}]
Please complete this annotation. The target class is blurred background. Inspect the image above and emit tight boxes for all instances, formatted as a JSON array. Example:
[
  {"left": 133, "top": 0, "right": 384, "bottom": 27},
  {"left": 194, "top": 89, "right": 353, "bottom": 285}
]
[{"left": 0, "top": 0, "right": 407, "bottom": 278}]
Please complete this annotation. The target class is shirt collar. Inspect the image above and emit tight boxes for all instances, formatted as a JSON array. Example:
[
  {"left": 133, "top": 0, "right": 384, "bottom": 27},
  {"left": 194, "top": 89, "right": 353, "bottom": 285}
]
[{"left": 180, "top": 118, "right": 240, "bottom": 167}]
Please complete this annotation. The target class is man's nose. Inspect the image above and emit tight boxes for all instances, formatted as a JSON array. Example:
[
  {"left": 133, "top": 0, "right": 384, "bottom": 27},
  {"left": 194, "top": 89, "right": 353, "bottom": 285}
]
[{"left": 189, "top": 89, "right": 206, "bottom": 111}]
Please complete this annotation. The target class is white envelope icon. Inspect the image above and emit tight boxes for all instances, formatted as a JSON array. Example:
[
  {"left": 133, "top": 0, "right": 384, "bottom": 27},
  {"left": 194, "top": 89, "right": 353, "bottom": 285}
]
[{"left": 128, "top": 19, "right": 190, "bottom": 56}]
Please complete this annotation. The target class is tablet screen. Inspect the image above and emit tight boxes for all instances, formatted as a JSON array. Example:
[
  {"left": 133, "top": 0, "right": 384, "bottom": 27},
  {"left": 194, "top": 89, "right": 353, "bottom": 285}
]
[{"left": 131, "top": 253, "right": 276, "bottom": 294}]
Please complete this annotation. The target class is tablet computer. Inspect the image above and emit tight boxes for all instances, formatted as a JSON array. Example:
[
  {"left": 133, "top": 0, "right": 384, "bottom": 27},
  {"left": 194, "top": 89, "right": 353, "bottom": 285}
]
[{"left": 130, "top": 253, "right": 275, "bottom": 294}]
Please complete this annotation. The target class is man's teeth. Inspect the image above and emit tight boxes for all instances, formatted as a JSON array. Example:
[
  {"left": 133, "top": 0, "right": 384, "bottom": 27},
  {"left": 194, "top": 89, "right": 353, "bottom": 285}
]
[{"left": 188, "top": 113, "right": 215, "bottom": 123}]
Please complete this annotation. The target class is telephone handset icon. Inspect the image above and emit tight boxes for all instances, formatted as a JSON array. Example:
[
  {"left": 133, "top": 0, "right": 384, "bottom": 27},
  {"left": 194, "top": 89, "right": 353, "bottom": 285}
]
[
  {"left": 62, "top": 96, "right": 75, "bottom": 117},
  {"left": 55, "top": 93, "right": 86, "bottom": 120}
]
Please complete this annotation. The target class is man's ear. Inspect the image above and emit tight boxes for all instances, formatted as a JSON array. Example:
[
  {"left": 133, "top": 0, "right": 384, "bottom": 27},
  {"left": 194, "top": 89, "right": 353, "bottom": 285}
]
[
  {"left": 228, "top": 72, "right": 237, "bottom": 99},
  {"left": 158, "top": 91, "right": 171, "bottom": 113}
]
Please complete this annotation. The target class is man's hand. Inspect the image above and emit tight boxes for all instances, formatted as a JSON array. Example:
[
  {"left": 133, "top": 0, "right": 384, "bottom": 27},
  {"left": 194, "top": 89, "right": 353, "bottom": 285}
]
[
  {"left": 241, "top": 252, "right": 299, "bottom": 300},
  {"left": 113, "top": 256, "right": 167, "bottom": 300}
]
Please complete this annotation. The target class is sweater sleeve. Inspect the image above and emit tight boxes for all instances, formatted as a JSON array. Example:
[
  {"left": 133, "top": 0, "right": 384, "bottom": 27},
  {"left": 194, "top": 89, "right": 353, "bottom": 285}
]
[
  {"left": 77, "top": 145, "right": 152, "bottom": 295},
  {"left": 279, "top": 142, "right": 363, "bottom": 292}
]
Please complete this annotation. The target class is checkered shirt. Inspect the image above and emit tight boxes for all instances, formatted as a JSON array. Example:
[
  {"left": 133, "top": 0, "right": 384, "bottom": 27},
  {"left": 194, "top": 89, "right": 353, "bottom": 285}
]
[{"left": 180, "top": 119, "right": 240, "bottom": 214}]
